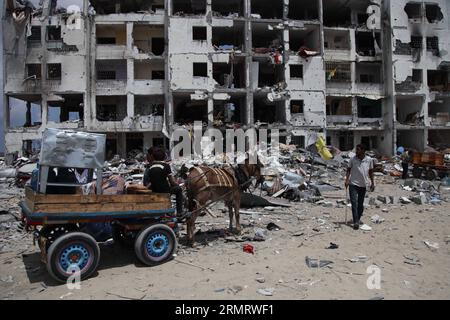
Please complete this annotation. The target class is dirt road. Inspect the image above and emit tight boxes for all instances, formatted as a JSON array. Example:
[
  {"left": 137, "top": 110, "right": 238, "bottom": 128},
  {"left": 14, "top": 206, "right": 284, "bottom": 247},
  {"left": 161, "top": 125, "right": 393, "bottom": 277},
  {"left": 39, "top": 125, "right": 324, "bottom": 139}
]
[{"left": 1, "top": 178, "right": 449, "bottom": 300}]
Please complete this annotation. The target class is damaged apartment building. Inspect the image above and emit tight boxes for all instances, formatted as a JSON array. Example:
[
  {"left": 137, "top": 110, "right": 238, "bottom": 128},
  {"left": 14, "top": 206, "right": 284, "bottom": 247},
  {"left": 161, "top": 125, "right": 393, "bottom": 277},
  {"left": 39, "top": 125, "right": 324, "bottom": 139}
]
[{"left": 2, "top": 0, "right": 450, "bottom": 160}]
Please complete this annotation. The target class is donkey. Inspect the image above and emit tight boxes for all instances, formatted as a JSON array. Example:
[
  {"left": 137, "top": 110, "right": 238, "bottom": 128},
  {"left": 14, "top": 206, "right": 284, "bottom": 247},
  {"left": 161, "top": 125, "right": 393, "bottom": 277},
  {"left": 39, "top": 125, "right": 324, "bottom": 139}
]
[{"left": 184, "top": 161, "right": 263, "bottom": 245}]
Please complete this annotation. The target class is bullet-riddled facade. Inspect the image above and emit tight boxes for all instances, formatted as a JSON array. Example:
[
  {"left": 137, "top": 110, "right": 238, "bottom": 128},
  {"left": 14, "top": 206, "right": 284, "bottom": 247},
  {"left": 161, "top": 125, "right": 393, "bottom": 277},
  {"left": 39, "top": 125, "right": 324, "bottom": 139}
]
[{"left": 2, "top": 0, "right": 450, "bottom": 160}]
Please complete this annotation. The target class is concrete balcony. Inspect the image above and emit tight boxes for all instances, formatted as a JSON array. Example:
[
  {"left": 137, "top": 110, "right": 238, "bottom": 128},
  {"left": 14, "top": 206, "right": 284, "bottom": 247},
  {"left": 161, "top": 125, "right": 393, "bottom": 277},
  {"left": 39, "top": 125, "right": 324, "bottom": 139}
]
[
  {"left": 90, "top": 116, "right": 164, "bottom": 132},
  {"left": 95, "top": 80, "right": 127, "bottom": 95},
  {"left": 355, "top": 83, "right": 384, "bottom": 96},
  {"left": 131, "top": 80, "right": 164, "bottom": 95},
  {"left": 96, "top": 45, "right": 127, "bottom": 60},
  {"left": 324, "top": 49, "right": 352, "bottom": 61},
  {"left": 327, "top": 115, "right": 353, "bottom": 126}
]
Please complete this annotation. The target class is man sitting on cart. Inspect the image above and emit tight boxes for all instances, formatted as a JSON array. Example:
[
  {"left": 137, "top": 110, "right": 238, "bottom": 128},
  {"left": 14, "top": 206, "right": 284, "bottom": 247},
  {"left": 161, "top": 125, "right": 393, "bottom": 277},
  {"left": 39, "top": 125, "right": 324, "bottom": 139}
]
[{"left": 143, "top": 147, "right": 184, "bottom": 217}]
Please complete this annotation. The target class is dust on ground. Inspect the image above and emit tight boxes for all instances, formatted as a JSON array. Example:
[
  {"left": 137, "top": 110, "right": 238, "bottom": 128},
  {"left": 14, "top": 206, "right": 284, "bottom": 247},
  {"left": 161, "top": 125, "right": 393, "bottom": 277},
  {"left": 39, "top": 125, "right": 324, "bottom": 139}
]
[{"left": 1, "top": 176, "right": 449, "bottom": 300}]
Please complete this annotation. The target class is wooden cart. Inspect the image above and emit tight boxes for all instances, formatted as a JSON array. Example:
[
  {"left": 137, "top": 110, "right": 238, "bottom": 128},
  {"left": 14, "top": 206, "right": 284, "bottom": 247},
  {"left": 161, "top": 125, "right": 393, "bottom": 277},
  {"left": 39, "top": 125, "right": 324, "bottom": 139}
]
[
  {"left": 20, "top": 187, "right": 177, "bottom": 283},
  {"left": 411, "top": 152, "right": 450, "bottom": 180}
]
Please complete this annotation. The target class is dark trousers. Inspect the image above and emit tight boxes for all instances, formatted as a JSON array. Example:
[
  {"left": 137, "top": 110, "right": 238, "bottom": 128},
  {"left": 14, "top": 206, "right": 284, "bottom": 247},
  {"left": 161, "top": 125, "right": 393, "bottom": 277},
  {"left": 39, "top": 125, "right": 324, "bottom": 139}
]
[
  {"left": 349, "top": 184, "right": 366, "bottom": 224},
  {"left": 170, "top": 185, "right": 183, "bottom": 215},
  {"left": 402, "top": 162, "right": 409, "bottom": 179}
]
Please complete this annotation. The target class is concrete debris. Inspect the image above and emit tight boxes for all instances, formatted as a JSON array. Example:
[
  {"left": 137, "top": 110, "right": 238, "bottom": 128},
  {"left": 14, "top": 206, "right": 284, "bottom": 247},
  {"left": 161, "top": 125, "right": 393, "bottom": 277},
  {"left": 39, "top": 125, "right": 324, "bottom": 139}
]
[
  {"left": 305, "top": 256, "right": 333, "bottom": 268},
  {"left": 371, "top": 214, "right": 385, "bottom": 224},
  {"left": 423, "top": 240, "right": 439, "bottom": 251},
  {"left": 257, "top": 288, "right": 274, "bottom": 296},
  {"left": 348, "top": 255, "right": 369, "bottom": 263},
  {"left": 255, "top": 277, "right": 265, "bottom": 283}
]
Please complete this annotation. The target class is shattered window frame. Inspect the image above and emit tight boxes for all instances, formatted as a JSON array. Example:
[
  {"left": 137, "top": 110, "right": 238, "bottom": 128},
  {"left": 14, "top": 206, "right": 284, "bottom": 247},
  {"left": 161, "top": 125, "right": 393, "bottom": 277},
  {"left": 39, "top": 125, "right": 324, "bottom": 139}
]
[
  {"left": 26, "top": 64, "right": 42, "bottom": 80},
  {"left": 46, "top": 26, "right": 62, "bottom": 41},
  {"left": 27, "top": 26, "right": 42, "bottom": 46},
  {"left": 47, "top": 63, "right": 62, "bottom": 80},
  {"left": 425, "top": 4, "right": 444, "bottom": 23}
]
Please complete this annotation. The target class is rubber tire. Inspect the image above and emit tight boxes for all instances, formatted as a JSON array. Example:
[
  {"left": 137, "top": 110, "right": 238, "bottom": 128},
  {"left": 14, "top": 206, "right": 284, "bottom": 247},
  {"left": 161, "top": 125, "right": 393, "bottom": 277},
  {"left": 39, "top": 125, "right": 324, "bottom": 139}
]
[
  {"left": 425, "top": 169, "right": 438, "bottom": 181},
  {"left": 134, "top": 224, "right": 177, "bottom": 266},
  {"left": 47, "top": 232, "right": 100, "bottom": 283},
  {"left": 412, "top": 166, "right": 423, "bottom": 179}
]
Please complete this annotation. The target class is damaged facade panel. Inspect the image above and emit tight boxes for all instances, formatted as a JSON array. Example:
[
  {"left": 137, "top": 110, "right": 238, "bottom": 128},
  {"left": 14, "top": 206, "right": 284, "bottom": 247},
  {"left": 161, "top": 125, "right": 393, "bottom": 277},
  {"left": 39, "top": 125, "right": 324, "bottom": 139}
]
[
  {"left": 172, "top": 0, "right": 206, "bottom": 15},
  {"left": 213, "top": 95, "right": 246, "bottom": 125},
  {"left": 47, "top": 94, "right": 84, "bottom": 124},
  {"left": 134, "top": 60, "right": 165, "bottom": 80},
  {"left": 427, "top": 69, "right": 449, "bottom": 92},
  {"left": 134, "top": 95, "right": 164, "bottom": 117},
  {"left": 252, "top": 22, "right": 284, "bottom": 53},
  {"left": 212, "top": 22, "right": 245, "bottom": 52},
  {"left": 173, "top": 93, "right": 208, "bottom": 124},
  {"left": 326, "top": 96, "right": 353, "bottom": 125},
  {"left": 288, "top": 0, "right": 319, "bottom": 21},
  {"left": 253, "top": 94, "right": 286, "bottom": 124},
  {"left": 212, "top": 57, "right": 246, "bottom": 89},
  {"left": 428, "top": 97, "right": 450, "bottom": 126},
  {"left": 7, "top": 95, "right": 42, "bottom": 128},
  {"left": 395, "top": 96, "right": 424, "bottom": 126},
  {"left": 355, "top": 31, "right": 381, "bottom": 57},
  {"left": 96, "top": 96, "right": 127, "bottom": 122},
  {"left": 288, "top": 26, "right": 321, "bottom": 54},
  {"left": 251, "top": 0, "right": 283, "bottom": 20},
  {"left": 253, "top": 57, "right": 285, "bottom": 88},
  {"left": 96, "top": 24, "right": 127, "bottom": 45},
  {"left": 211, "top": 0, "right": 244, "bottom": 18},
  {"left": 395, "top": 68, "right": 423, "bottom": 93},
  {"left": 132, "top": 24, "right": 165, "bottom": 55},
  {"left": 3, "top": 0, "right": 450, "bottom": 158},
  {"left": 357, "top": 97, "right": 382, "bottom": 123},
  {"left": 90, "top": 0, "right": 163, "bottom": 14},
  {"left": 428, "top": 129, "right": 450, "bottom": 149}
]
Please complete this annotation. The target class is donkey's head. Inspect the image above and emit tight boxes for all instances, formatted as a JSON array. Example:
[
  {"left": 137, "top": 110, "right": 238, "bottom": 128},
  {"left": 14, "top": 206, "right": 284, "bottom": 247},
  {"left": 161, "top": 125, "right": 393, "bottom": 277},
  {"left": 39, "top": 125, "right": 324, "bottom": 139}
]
[{"left": 238, "top": 158, "right": 264, "bottom": 189}]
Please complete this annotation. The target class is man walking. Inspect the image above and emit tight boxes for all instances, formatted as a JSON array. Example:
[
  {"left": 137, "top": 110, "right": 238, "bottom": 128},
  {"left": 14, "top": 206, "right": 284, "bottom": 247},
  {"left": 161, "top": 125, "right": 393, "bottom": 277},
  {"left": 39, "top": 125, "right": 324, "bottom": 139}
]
[{"left": 345, "top": 144, "right": 375, "bottom": 230}]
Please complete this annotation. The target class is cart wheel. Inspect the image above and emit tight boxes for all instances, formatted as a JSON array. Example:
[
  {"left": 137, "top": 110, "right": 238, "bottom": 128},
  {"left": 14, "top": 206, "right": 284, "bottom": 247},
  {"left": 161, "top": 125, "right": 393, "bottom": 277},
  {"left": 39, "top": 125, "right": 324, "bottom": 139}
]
[
  {"left": 412, "top": 166, "right": 423, "bottom": 179},
  {"left": 134, "top": 224, "right": 177, "bottom": 266},
  {"left": 47, "top": 232, "right": 100, "bottom": 283},
  {"left": 425, "top": 169, "right": 438, "bottom": 181},
  {"left": 112, "top": 225, "right": 135, "bottom": 247}
]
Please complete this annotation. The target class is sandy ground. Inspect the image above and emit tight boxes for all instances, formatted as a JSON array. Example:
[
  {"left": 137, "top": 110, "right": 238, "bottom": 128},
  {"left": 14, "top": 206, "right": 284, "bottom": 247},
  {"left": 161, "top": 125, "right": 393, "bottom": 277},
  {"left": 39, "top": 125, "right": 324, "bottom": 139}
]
[{"left": 1, "top": 176, "right": 450, "bottom": 300}]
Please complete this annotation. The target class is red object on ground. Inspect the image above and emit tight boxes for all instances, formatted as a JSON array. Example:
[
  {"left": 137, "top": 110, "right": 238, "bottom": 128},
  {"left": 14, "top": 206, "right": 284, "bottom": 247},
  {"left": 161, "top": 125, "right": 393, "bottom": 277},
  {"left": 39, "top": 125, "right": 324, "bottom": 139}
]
[{"left": 243, "top": 244, "right": 254, "bottom": 254}]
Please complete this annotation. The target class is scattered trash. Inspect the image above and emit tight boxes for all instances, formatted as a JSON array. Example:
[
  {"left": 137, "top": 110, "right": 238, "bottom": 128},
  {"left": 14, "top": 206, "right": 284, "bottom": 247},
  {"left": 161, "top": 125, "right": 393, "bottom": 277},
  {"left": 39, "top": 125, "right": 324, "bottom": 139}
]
[
  {"left": 349, "top": 255, "right": 369, "bottom": 263},
  {"left": 0, "top": 275, "right": 14, "bottom": 283},
  {"left": 228, "top": 285, "right": 243, "bottom": 294},
  {"left": 326, "top": 242, "right": 339, "bottom": 249},
  {"left": 423, "top": 240, "right": 439, "bottom": 251},
  {"left": 360, "top": 224, "right": 372, "bottom": 231},
  {"left": 266, "top": 222, "right": 281, "bottom": 231},
  {"left": 254, "top": 228, "right": 267, "bottom": 241},
  {"left": 257, "top": 288, "right": 274, "bottom": 296},
  {"left": 59, "top": 292, "right": 73, "bottom": 299},
  {"left": 255, "top": 277, "right": 265, "bottom": 283},
  {"left": 243, "top": 244, "right": 255, "bottom": 254},
  {"left": 403, "top": 254, "right": 421, "bottom": 266},
  {"left": 400, "top": 197, "right": 412, "bottom": 204},
  {"left": 305, "top": 256, "right": 333, "bottom": 268},
  {"left": 214, "top": 288, "right": 225, "bottom": 293},
  {"left": 370, "top": 214, "right": 385, "bottom": 224}
]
